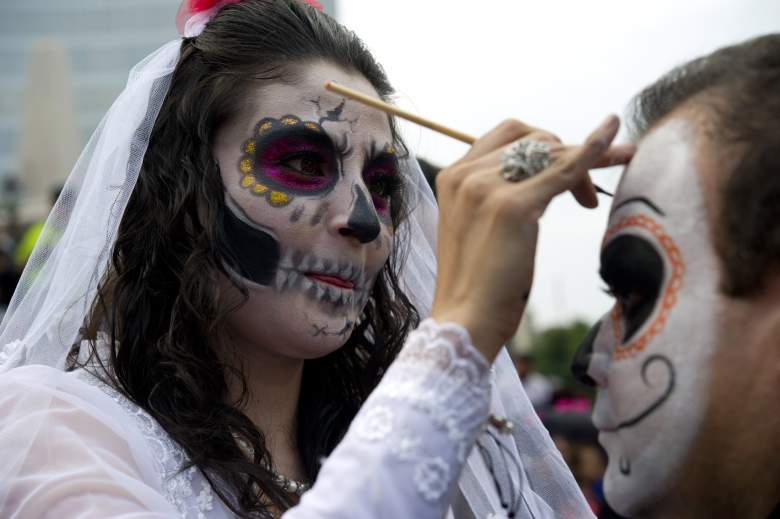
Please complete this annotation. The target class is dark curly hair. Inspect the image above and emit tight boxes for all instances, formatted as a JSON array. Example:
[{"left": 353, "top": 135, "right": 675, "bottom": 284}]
[
  {"left": 72, "top": 1, "right": 420, "bottom": 516},
  {"left": 628, "top": 33, "right": 780, "bottom": 297}
]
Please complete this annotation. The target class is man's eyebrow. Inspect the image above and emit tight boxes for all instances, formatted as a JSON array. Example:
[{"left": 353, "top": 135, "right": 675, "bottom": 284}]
[{"left": 610, "top": 196, "right": 665, "bottom": 216}]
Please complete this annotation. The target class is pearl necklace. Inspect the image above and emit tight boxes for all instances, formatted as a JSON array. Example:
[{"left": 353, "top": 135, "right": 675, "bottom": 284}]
[{"left": 232, "top": 433, "right": 312, "bottom": 496}]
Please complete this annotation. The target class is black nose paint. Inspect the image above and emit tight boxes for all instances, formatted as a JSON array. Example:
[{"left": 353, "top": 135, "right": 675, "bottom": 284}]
[
  {"left": 571, "top": 321, "right": 600, "bottom": 387},
  {"left": 219, "top": 202, "right": 280, "bottom": 285},
  {"left": 344, "top": 184, "right": 380, "bottom": 244}
]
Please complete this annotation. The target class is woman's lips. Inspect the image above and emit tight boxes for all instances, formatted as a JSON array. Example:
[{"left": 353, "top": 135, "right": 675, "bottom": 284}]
[{"left": 305, "top": 272, "right": 354, "bottom": 289}]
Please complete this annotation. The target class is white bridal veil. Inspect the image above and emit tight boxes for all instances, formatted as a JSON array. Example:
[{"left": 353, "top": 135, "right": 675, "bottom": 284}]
[{"left": 0, "top": 4, "right": 591, "bottom": 518}]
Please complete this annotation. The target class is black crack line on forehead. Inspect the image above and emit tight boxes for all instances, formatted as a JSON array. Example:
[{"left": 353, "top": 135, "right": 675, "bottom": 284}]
[{"left": 309, "top": 96, "right": 359, "bottom": 132}]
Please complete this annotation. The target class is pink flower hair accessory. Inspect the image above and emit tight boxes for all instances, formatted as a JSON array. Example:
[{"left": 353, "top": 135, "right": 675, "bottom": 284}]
[{"left": 176, "top": 0, "right": 324, "bottom": 38}]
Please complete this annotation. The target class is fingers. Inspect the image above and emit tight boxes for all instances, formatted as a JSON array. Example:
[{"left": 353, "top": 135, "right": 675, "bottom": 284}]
[
  {"left": 568, "top": 141, "right": 635, "bottom": 208},
  {"left": 592, "top": 143, "right": 636, "bottom": 168},
  {"left": 519, "top": 115, "right": 621, "bottom": 208},
  {"left": 460, "top": 119, "right": 536, "bottom": 161},
  {"left": 441, "top": 114, "right": 629, "bottom": 214},
  {"left": 569, "top": 176, "right": 599, "bottom": 208}
]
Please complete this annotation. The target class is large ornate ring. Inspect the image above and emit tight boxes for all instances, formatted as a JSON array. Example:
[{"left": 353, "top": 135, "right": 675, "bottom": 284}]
[{"left": 500, "top": 139, "right": 552, "bottom": 182}]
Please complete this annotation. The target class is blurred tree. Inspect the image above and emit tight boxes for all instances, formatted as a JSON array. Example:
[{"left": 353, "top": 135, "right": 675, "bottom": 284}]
[{"left": 531, "top": 320, "right": 591, "bottom": 393}]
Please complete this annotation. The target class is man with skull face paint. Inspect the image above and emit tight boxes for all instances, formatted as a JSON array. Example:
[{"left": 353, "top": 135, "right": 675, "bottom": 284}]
[{"left": 572, "top": 34, "right": 780, "bottom": 518}]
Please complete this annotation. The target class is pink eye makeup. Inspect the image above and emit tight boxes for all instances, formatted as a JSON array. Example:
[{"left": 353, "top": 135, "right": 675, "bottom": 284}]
[
  {"left": 237, "top": 115, "right": 339, "bottom": 206},
  {"left": 363, "top": 144, "right": 402, "bottom": 222}
]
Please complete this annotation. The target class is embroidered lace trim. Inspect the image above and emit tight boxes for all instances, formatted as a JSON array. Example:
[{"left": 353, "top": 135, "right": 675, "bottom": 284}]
[
  {"left": 356, "top": 319, "right": 491, "bottom": 504},
  {"left": 74, "top": 368, "right": 214, "bottom": 518}
]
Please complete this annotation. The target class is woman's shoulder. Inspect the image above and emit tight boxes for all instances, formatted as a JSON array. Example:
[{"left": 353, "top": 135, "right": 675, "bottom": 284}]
[
  {"left": 0, "top": 364, "right": 108, "bottom": 408},
  {"left": 0, "top": 364, "right": 146, "bottom": 447},
  {"left": 0, "top": 364, "right": 222, "bottom": 517},
  {"left": 1, "top": 364, "right": 120, "bottom": 412},
  {"left": 0, "top": 364, "right": 166, "bottom": 478},
  {"left": 4, "top": 364, "right": 188, "bottom": 468}
]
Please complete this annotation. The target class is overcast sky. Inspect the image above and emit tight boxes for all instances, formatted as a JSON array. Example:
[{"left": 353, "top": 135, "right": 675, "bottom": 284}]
[{"left": 338, "top": 0, "right": 780, "bottom": 327}]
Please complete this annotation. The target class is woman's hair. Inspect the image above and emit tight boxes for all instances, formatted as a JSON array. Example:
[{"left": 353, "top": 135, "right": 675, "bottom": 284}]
[{"left": 74, "top": 1, "right": 420, "bottom": 516}]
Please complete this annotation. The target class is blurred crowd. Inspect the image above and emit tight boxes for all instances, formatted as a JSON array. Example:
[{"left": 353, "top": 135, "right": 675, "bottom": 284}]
[
  {"left": 0, "top": 185, "right": 62, "bottom": 321},
  {"left": 513, "top": 353, "right": 622, "bottom": 517}
]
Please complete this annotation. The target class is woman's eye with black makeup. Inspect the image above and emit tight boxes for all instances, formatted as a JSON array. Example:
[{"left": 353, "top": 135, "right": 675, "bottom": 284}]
[
  {"left": 280, "top": 153, "right": 326, "bottom": 177},
  {"left": 369, "top": 172, "right": 400, "bottom": 198},
  {"left": 600, "top": 235, "right": 665, "bottom": 342}
]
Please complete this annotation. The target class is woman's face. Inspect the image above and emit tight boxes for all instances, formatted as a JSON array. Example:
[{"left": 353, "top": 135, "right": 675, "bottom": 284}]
[{"left": 213, "top": 62, "right": 399, "bottom": 359}]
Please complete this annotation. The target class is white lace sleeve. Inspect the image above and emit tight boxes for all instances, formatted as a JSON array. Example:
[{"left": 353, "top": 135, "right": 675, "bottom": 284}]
[{"left": 285, "top": 318, "right": 491, "bottom": 519}]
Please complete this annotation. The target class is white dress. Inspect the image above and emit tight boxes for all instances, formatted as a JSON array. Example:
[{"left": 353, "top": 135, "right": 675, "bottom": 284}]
[{"left": 0, "top": 319, "right": 590, "bottom": 518}]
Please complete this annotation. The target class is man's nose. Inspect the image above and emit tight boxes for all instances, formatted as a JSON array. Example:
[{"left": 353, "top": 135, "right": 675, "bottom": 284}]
[{"left": 571, "top": 321, "right": 601, "bottom": 387}]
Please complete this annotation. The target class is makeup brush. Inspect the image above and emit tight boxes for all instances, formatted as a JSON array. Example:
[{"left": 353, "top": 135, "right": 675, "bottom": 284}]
[
  {"left": 324, "top": 81, "right": 613, "bottom": 197},
  {"left": 325, "top": 81, "right": 477, "bottom": 145}
]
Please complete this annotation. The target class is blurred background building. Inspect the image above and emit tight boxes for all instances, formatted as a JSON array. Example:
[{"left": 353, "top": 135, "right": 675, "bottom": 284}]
[
  {"left": 0, "top": 0, "right": 335, "bottom": 309},
  {"left": 0, "top": 1, "right": 178, "bottom": 223},
  {"left": 0, "top": 0, "right": 335, "bottom": 226}
]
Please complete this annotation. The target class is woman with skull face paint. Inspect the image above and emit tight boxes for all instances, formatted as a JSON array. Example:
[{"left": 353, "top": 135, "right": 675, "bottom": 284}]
[{"left": 0, "top": 1, "right": 633, "bottom": 517}]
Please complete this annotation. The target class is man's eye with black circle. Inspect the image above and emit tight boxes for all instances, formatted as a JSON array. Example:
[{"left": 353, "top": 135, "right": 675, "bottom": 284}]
[{"left": 600, "top": 235, "right": 665, "bottom": 342}]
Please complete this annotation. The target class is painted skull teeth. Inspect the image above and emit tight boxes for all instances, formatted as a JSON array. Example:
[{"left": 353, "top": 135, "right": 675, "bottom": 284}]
[
  {"left": 283, "top": 250, "right": 361, "bottom": 284},
  {"left": 339, "top": 263, "right": 354, "bottom": 281},
  {"left": 273, "top": 254, "right": 367, "bottom": 309}
]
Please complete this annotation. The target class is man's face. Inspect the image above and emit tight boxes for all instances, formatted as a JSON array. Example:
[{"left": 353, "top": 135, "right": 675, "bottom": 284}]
[
  {"left": 213, "top": 62, "right": 398, "bottom": 359},
  {"left": 573, "top": 117, "right": 726, "bottom": 515}
]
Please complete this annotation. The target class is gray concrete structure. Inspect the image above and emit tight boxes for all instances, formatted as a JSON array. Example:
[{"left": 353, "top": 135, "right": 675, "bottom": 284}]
[
  {"left": 0, "top": 0, "right": 337, "bottom": 220},
  {"left": 0, "top": 0, "right": 178, "bottom": 218}
]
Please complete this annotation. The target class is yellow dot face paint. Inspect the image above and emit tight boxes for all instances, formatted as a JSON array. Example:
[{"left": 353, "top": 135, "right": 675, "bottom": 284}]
[
  {"left": 236, "top": 115, "right": 345, "bottom": 210},
  {"left": 269, "top": 191, "right": 290, "bottom": 206},
  {"left": 240, "top": 158, "right": 253, "bottom": 174}
]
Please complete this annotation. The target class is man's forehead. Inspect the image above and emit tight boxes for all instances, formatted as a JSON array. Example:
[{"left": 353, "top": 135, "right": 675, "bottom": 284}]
[{"left": 612, "top": 118, "right": 702, "bottom": 211}]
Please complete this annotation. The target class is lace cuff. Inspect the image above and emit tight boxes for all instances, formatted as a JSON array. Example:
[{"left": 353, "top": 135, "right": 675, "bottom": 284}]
[
  {"left": 352, "top": 319, "right": 491, "bottom": 506},
  {"left": 370, "top": 318, "right": 491, "bottom": 445}
]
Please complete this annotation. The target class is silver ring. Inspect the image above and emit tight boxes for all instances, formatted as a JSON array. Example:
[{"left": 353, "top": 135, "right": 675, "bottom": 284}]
[{"left": 500, "top": 140, "right": 551, "bottom": 182}]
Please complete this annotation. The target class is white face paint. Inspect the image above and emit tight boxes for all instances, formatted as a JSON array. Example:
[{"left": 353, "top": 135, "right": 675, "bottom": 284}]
[
  {"left": 213, "top": 62, "right": 398, "bottom": 359},
  {"left": 583, "top": 118, "right": 724, "bottom": 515}
]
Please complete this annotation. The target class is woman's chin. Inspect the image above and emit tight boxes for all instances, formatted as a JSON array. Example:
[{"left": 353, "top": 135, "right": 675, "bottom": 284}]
[{"left": 226, "top": 287, "right": 362, "bottom": 360}]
